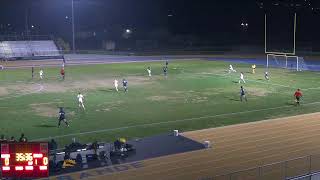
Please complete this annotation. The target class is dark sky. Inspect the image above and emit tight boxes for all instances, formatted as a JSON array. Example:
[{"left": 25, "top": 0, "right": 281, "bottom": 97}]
[
  {"left": 0, "top": 0, "right": 261, "bottom": 34},
  {"left": 0, "top": 0, "right": 320, "bottom": 46}
]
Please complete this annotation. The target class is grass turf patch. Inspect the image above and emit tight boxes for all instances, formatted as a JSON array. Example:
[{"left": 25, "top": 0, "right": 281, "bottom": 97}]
[{"left": 0, "top": 60, "right": 320, "bottom": 147}]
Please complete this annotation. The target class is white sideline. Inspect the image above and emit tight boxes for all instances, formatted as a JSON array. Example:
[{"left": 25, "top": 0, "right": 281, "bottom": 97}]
[{"left": 32, "top": 101, "right": 320, "bottom": 141}]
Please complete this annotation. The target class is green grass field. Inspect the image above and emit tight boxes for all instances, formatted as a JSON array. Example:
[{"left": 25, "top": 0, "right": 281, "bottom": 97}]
[{"left": 1, "top": 60, "right": 320, "bottom": 147}]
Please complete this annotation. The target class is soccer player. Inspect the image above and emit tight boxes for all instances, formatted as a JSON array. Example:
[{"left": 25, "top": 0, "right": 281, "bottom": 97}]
[
  {"left": 228, "top": 64, "right": 236, "bottom": 73},
  {"left": 58, "top": 107, "right": 69, "bottom": 127},
  {"left": 19, "top": 133, "right": 28, "bottom": 142},
  {"left": 122, "top": 79, "right": 128, "bottom": 92},
  {"left": 77, "top": 92, "right": 85, "bottom": 110},
  {"left": 265, "top": 71, "right": 269, "bottom": 80},
  {"left": 294, "top": 89, "right": 303, "bottom": 106},
  {"left": 114, "top": 79, "right": 119, "bottom": 92},
  {"left": 163, "top": 66, "right": 168, "bottom": 77},
  {"left": 147, "top": 67, "right": 152, "bottom": 77},
  {"left": 32, "top": 66, "right": 34, "bottom": 79},
  {"left": 60, "top": 67, "right": 65, "bottom": 80},
  {"left": 39, "top": 69, "right": 44, "bottom": 79},
  {"left": 238, "top": 72, "right": 246, "bottom": 84},
  {"left": 62, "top": 55, "right": 66, "bottom": 64},
  {"left": 240, "top": 86, "right": 247, "bottom": 102},
  {"left": 252, "top": 64, "right": 256, "bottom": 74},
  {"left": 165, "top": 60, "right": 169, "bottom": 67}
]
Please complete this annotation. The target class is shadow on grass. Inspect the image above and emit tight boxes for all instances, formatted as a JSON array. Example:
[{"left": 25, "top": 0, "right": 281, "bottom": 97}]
[
  {"left": 285, "top": 102, "right": 296, "bottom": 106},
  {"left": 229, "top": 98, "right": 240, "bottom": 102},
  {"left": 98, "top": 89, "right": 114, "bottom": 92},
  {"left": 232, "top": 81, "right": 239, "bottom": 84},
  {"left": 34, "top": 124, "right": 56, "bottom": 128}
]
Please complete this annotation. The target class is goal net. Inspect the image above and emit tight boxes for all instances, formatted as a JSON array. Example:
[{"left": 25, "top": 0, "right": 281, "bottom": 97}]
[{"left": 266, "top": 54, "right": 307, "bottom": 71}]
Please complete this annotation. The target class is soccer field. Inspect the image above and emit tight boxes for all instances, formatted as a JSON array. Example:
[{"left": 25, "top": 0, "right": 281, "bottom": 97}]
[{"left": 1, "top": 59, "right": 320, "bottom": 147}]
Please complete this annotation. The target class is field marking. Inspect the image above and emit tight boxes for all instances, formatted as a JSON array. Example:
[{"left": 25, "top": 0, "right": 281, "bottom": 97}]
[
  {"left": 3, "top": 58, "right": 198, "bottom": 69},
  {"left": 304, "top": 86, "right": 320, "bottom": 90},
  {"left": 196, "top": 72, "right": 294, "bottom": 88},
  {"left": 196, "top": 72, "right": 320, "bottom": 91},
  {"left": 32, "top": 101, "right": 320, "bottom": 141}
]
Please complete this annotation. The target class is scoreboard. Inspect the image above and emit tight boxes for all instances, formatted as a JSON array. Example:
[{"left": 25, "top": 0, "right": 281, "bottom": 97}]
[{"left": 1, "top": 142, "right": 49, "bottom": 178}]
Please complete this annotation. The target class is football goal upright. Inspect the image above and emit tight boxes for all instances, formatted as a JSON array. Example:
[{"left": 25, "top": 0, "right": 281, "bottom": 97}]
[{"left": 265, "top": 13, "right": 306, "bottom": 71}]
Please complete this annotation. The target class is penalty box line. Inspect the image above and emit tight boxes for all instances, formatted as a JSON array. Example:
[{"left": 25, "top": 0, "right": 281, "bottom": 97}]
[
  {"left": 32, "top": 101, "right": 320, "bottom": 141},
  {"left": 197, "top": 72, "right": 320, "bottom": 90},
  {"left": 198, "top": 72, "right": 294, "bottom": 89}
]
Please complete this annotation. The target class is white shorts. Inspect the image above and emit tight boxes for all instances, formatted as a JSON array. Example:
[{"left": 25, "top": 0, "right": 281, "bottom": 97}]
[{"left": 79, "top": 100, "right": 83, "bottom": 103}]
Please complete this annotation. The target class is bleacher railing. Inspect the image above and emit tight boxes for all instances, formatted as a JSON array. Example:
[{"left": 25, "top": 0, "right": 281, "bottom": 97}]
[
  {"left": 0, "top": 35, "right": 54, "bottom": 41},
  {"left": 209, "top": 154, "right": 320, "bottom": 180}
]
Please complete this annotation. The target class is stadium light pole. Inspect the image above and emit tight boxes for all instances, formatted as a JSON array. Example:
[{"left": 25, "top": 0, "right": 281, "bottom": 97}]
[{"left": 72, "top": 0, "right": 76, "bottom": 53}]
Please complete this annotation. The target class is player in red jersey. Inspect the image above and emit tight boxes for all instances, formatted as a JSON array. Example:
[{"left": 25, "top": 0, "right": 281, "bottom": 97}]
[
  {"left": 294, "top": 89, "right": 302, "bottom": 105},
  {"left": 60, "top": 67, "right": 65, "bottom": 80}
]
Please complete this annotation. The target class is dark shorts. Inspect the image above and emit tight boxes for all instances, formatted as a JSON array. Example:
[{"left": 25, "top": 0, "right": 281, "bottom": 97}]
[{"left": 296, "top": 97, "right": 300, "bottom": 101}]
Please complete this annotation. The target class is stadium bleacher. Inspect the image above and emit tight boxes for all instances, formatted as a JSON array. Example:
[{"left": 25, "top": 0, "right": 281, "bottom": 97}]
[{"left": 0, "top": 40, "right": 60, "bottom": 60}]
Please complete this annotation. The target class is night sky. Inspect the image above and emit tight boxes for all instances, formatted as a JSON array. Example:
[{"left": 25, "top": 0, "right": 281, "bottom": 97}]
[{"left": 0, "top": 0, "right": 320, "bottom": 48}]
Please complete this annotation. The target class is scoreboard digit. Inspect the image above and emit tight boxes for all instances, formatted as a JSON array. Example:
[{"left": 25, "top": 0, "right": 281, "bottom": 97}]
[{"left": 1, "top": 142, "right": 49, "bottom": 178}]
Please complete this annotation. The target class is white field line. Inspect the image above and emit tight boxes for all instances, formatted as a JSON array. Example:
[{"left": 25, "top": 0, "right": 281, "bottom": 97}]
[
  {"left": 3, "top": 58, "right": 197, "bottom": 69},
  {"left": 304, "top": 87, "right": 320, "bottom": 90},
  {"left": 32, "top": 101, "right": 320, "bottom": 141},
  {"left": 196, "top": 72, "right": 293, "bottom": 88},
  {"left": 196, "top": 72, "right": 320, "bottom": 91}
]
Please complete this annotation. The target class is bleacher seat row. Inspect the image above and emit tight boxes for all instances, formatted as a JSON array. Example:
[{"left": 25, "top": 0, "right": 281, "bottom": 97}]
[{"left": 0, "top": 40, "right": 60, "bottom": 59}]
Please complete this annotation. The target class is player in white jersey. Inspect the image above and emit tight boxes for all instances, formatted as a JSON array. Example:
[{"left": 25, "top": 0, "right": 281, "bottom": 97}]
[
  {"left": 39, "top": 69, "right": 44, "bottom": 79},
  {"left": 114, "top": 79, "right": 119, "bottom": 92},
  {"left": 147, "top": 67, "right": 152, "bottom": 77},
  {"left": 238, "top": 72, "right": 246, "bottom": 84},
  {"left": 77, "top": 92, "right": 85, "bottom": 110},
  {"left": 265, "top": 71, "right": 269, "bottom": 80},
  {"left": 228, "top": 64, "right": 236, "bottom": 73}
]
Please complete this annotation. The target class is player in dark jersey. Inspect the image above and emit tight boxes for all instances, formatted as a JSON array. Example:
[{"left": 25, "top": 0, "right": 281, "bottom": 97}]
[
  {"left": 58, "top": 107, "right": 69, "bottom": 127},
  {"left": 122, "top": 79, "right": 128, "bottom": 92},
  {"left": 163, "top": 66, "right": 168, "bottom": 77},
  {"left": 240, "top": 86, "right": 247, "bottom": 102},
  {"left": 165, "top": 60, "right": 169, "bottom": 67},
  {"left": 32, "top": 66, "right": 34, "bottom": 79}
]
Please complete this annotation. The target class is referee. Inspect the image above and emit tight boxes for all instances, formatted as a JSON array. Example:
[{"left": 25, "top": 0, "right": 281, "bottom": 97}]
[
  {"left": 294, "top": 89, "right": 303, "bottom": 106},
  {"left": 58, "top": 107, "right": 69, "bottom": 127}
]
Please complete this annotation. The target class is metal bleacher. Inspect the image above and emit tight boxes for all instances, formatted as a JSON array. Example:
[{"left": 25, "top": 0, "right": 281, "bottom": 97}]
[{"left": 0, "top": 40, "right": 60, "bottom": 60}]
